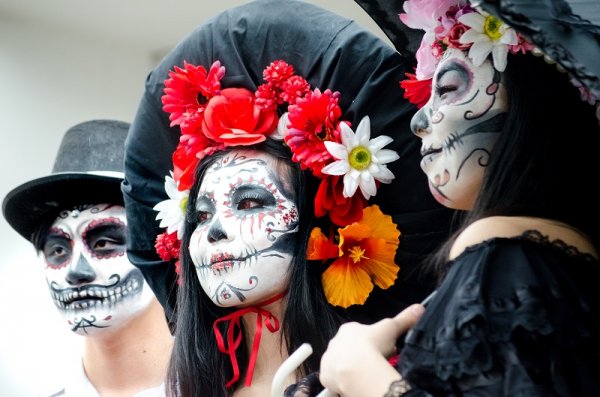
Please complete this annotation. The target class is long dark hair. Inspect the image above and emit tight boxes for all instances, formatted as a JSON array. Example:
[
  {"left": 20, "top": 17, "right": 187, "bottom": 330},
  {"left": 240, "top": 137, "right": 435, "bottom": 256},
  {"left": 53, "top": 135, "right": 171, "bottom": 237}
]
[
  {"left": 430, "top": 53, "right": 600, "bottom": 278},
  {"left": 166, "top": 139, "right": 342, "bottom": 396}
]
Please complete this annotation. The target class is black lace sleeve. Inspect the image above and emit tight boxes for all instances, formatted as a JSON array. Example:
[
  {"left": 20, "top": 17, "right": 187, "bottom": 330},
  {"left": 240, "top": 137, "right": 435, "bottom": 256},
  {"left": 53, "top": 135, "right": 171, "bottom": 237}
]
[
  {"left": 283, "top": 372, "right": 324, "bottom": 397},
  {"left": 398, "top": 235, "right": 600, "bottom": 396}
]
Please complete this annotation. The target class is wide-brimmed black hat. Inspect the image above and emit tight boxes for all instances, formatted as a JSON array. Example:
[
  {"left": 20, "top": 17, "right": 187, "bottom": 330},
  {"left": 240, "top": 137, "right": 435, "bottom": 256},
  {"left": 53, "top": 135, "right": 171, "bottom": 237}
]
[
  {"left": 355, "top": 0, "right": 600, "bottom": 101},
  {"left": 2, "top": 119, "right": 130, "bottom": 242},
  {"left": 476, "top": 0, "right": 600, "bottom": 100},
  {"left": 123, "top": 0, "right": 456, "bottom": 325}
]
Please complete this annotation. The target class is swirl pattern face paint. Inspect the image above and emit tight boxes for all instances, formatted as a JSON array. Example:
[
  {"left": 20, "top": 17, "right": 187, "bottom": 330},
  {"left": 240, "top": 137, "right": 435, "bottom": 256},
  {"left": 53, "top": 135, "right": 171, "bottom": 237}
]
[
  {"left": 189, "top": 150, "right": 298, "bottom": 307},
  {"left": 410, "top": 48, "right": 508, "bottom": 210},
  {"left": 42, "top": 204, "right": 155, "bottom": 335}
]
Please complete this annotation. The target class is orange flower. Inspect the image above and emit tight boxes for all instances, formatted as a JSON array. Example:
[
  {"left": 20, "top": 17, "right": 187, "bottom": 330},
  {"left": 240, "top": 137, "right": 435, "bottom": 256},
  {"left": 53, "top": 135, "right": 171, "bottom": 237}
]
[{"left": 311, "top": 205, "right": 400, "bottom": 308}]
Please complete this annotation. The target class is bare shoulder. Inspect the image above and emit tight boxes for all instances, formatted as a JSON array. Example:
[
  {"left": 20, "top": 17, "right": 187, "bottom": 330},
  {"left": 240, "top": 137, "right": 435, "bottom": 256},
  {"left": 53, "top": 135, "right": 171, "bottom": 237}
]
[{"left": 449, "top": 216, "right": 598, "bottom": 260}]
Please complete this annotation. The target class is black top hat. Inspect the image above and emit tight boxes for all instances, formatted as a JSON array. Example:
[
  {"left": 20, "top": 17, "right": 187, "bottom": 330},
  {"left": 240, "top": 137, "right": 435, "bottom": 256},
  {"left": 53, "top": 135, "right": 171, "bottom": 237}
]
[
  {"left": 123, "top": 0, "right": 455, "bottom": 324},
  {"left": 2, "top": 119, "right": 130, "bottom": 242}
]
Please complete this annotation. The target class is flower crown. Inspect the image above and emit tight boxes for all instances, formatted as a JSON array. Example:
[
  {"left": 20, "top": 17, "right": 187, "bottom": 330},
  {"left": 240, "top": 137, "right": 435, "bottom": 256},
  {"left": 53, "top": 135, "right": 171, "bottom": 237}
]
[
  {"left": 153, "top": 60, "right": 402, "bottom": 308},
  {"left": 399, "top": 0, "right": 599, "bottom": 109}
]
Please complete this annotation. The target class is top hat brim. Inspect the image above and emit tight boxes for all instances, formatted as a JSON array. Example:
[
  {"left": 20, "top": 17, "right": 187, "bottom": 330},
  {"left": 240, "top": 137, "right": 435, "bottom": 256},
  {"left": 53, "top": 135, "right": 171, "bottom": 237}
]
[{"left": 3, "top": 172, "right": 124, "bottom": 242}]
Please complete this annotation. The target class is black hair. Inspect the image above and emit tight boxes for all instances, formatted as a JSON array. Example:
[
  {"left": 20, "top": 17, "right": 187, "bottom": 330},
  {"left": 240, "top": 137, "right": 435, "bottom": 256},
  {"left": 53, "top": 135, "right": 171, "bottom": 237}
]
[
  {"left": 430, "top": 53, "right": 600, "bottom": 278},
  {"left": 166, "top": 139, "right": 342, "bottom": 397}
]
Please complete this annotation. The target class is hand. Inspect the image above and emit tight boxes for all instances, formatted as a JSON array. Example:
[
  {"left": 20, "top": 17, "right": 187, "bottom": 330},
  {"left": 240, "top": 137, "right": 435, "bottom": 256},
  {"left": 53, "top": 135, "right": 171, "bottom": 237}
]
[{"left": 318, "top": 304, "right": 425, "bottom": 397}]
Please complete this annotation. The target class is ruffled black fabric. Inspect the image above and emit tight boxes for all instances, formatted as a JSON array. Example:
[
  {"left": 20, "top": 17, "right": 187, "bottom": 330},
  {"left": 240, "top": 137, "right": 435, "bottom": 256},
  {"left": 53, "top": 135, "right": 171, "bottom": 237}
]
[{"left": 399, "top": 231, "right": 600, "bottom": 396}]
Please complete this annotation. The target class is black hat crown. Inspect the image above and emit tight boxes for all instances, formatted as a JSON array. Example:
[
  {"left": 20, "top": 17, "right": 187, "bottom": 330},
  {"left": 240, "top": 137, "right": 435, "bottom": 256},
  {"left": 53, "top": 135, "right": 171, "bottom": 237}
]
[{"left": 2, "top": 119, "right": 130, "bottom": 242}]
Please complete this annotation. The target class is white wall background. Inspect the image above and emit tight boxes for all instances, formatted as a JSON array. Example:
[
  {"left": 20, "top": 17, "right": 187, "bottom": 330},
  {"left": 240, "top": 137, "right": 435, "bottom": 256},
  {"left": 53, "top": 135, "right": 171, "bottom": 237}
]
[
  {"left": 0, "top": 12, "right": 157, "bottom": 397},
  {"left": 0, "top": 1, "right": 389, "bottom": 395}
]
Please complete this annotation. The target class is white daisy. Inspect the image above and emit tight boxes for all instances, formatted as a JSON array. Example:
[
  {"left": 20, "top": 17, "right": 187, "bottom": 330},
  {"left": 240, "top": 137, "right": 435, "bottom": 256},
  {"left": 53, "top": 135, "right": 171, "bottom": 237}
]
[
  {"left": 321, "top": 116, "right": 399, "bottom": 200},
  {"left": 153, "top": 172, "right": 189, "bottom": 239},
  {"left": 458, "top": 11, "right": 518, "bottom": 71}
]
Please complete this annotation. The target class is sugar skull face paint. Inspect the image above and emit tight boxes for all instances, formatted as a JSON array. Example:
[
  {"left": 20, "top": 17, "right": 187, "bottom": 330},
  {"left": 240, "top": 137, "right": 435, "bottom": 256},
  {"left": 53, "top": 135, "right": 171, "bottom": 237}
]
[
  {"left": 410, "top": 48, "right": 508, "bottom": 210},
  {"left": 188, "top": 150, "right": 298, "bottom": 307},
  {"left": 42, "top": 204, "right": 154, "bottom": 336}
]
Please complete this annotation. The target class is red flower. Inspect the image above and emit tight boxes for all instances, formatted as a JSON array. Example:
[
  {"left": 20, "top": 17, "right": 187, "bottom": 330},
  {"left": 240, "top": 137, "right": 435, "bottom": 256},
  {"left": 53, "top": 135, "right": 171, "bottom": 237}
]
[
  {"left": 285, "top": 89, "right": 342, "bottom": 174},
  {"left": 172, "top": 140, "right": 223, "bottom": 191},
  {"left": 155, "top": 231, "right": 181, "bottom": 261},
  {"left": 162, "top": 61, "right": 226, "bottom": 128},
  {"left": 263, "top": 60, "right": 295, "bottom": 85},
  {"left": 202, "top": 88, "right": 278, "bottom": 147},
  {"left": 281, "top": 76, "right": 311, "bottom": 105},
  {"left": 315, "top": 175, "right": 366, "bottom": 226},
  {"left": 255, "top": 84, "right": 280, "bottom": 110},
  {"left": 399, "top": 73, "right": 432, "bottom": 109}
]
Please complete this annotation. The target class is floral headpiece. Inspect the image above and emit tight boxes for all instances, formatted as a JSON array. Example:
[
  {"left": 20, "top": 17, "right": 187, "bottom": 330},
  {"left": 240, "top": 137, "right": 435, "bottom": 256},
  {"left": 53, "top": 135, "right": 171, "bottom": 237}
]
[
  {"left": 398, "top": 0, "right": 599, "bottom": 109},
  {"left": 153, "top": 60, "right": 402, "bottom": 308},
  {"left": 399, "top": 0, "right": 531, "bottom": 108}
]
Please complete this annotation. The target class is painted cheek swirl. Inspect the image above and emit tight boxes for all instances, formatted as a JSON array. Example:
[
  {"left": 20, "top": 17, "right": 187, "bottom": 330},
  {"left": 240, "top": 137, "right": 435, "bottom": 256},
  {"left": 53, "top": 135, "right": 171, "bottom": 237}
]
[{"left": 464, "top": 69, "right": 501, "bottom": 120}]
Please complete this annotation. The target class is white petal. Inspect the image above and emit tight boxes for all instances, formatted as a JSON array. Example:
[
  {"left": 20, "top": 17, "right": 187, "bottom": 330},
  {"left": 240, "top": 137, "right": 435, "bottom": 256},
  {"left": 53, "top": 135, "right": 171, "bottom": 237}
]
[
  {"left": 371, "top": 165, "right": 395, "bottom": 183},
  {"left": 491, "top": 43, "right": 509, "bottom": 72},
  {"left": 368, "top": 135, "right": 394, "bottom": 153},
  {"left": 358, "top": 172, "right": 376, "bottom": 200},
  {"left": 343, "top": 173, "right": 359, "bottom": 198},
  {"left": 458, "top": 13, "right": 485, "bottom": 31},
  {"left": 339, "top": 122, "right": 355, "bottom": 148},
  {"left": 164, "top": 177, "right": 178, "bottom": 198},
  {"left": 373, "top": 149, "right": 400, "bottom": 164},
  {"left": 154, "top": 199, "right": 173, "bottom": 213},
  {"left": 459, "top": 29, "right": 483, "bottom": 45},
  {"left": 468, "top": 40, "right": 493, "bottom": 66},
  {"left": 324, "top": 141, "right": 349, "bottom": 160},
  {"left": 322, "top": 160, "right": 350, "bottom": 176},
  {"left": 272, "top": 112, "right": 289, "bottom": 141},
  {"left": 500, "top": 28, "right": 518, "bottom": 45},
  {"left": 355, "top": 116, "right": 372, "bottom": 146}
]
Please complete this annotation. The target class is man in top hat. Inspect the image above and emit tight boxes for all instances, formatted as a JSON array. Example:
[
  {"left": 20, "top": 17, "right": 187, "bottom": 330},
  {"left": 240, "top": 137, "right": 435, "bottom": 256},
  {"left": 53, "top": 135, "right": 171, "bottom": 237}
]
[{"left": 2, "top": 120, "right": 173, "bottom": 396}]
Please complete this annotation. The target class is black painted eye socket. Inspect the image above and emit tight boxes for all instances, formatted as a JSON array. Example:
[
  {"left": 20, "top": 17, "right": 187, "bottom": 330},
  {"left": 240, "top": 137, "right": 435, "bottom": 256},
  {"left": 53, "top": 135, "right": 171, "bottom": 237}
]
[
  {"left": 43, "top": 237, "right": 72, "bottom": 266},
  {"left": 434, "top": 62, "right": 470, "bottom": 102},
  {"left": 238, "top": 198, "right": 264, "bottom": 210},
  {"left": 86, "top": 224, "right": 127, "bottom": 255},
  {"left": 197, "top": 211, "right": 213, "bottom": 223},
  {"left": 232, "top": 185, "right": 276, "bottom": 213}
]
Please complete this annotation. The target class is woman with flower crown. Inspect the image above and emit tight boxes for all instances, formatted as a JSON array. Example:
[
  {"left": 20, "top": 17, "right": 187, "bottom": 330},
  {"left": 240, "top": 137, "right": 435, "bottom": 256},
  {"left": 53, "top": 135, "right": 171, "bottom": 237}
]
[
  {"left": 309, "top": 0, "right": 600, "bottom": 396},
  {"left": 122, "top": 1, "right": 458, "bottom": 396}
]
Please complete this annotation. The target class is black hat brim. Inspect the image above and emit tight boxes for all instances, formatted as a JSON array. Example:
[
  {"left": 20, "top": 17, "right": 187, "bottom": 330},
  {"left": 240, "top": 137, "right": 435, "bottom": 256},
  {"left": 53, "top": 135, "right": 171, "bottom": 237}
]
[
  {"left": 477, "top": 0, "right": 600, "bottom": 99},
  {"left": 3, "top": 173, "right": 124, "bottom": 242}
]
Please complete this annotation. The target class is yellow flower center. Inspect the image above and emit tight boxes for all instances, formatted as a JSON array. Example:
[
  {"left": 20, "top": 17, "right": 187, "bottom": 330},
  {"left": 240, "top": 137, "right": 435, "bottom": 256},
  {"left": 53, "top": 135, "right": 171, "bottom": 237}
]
[
  {"left": 348, "top": 146, "right": 371, "bottom": 170},
  {"left": 180, "top": 196, "right": 188, "bottom": 212},
  {"left": 484, "top": 15, "right": 503, "bottom": 41},
  {"left": 348, "top": 245, "right": 369, "bottom": 264}
]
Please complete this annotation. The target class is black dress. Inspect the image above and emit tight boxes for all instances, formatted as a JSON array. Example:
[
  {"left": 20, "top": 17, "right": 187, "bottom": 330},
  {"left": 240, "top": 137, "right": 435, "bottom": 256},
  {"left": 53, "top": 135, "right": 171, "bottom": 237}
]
[
  {"left": 284, "top": 230, "right": 600, "bottom": 397},
  {"left": 400, "top": 230, "right": 600, "bottom": 396}
]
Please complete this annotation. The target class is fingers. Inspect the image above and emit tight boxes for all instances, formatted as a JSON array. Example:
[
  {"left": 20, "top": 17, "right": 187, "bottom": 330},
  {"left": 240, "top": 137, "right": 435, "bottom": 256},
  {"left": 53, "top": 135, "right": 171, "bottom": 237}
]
[
  {"left": 391, "top": 304, "right": 425, "bottom": 335},
  {"left": 370, "top": 303, "right": 425, "bottom": 342}
]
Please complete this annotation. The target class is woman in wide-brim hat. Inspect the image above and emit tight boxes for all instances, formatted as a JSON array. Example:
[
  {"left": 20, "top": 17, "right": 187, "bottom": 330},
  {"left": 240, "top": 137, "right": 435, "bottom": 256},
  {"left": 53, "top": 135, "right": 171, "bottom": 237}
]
[
  {"left": 314, "top": 0, "right": 600, "bottom": 396},
  {"left": 122, "top": 0, "right": 459, "bottom": 396}
]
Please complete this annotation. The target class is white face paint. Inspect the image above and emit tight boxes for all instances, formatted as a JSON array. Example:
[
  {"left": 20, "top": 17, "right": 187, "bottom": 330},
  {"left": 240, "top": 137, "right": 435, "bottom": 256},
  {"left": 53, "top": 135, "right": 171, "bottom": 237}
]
[
  {"left": 410, "top": 48, "right": 509, "bottom": 210},
  {"left": 188, "top": 150, "right": 299, "bottom": 307},
  {"left": 42, "top": 204, "right": 154, "bottom": 336}
]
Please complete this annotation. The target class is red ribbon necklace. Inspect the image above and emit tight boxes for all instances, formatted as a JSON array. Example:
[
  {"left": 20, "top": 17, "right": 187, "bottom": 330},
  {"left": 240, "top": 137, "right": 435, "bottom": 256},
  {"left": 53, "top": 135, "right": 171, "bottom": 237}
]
[{"left": 213, "top": 292, "right": 285, "bottom": 388}]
